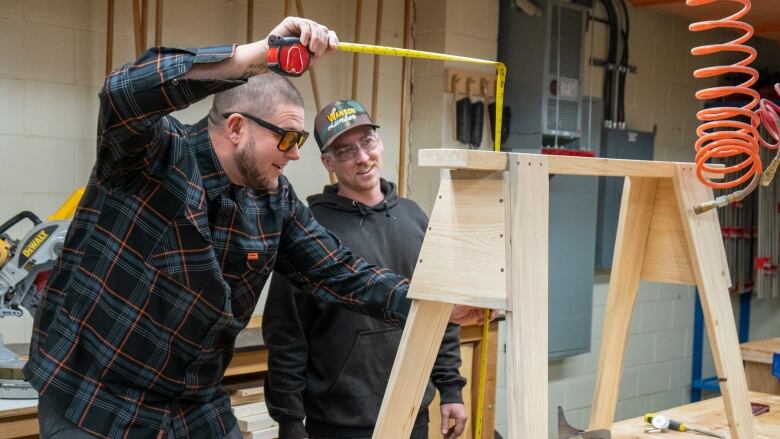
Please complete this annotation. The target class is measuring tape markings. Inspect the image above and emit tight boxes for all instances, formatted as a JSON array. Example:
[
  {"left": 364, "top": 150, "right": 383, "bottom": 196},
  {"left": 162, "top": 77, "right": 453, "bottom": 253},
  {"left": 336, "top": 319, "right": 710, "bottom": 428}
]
[{"left": 336, "top": 42, "right": 506, "bottom": 153}]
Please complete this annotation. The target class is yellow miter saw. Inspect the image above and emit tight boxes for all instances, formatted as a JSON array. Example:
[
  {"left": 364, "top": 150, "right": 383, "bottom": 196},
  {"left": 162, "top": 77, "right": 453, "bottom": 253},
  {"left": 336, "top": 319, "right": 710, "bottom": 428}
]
[{"left": 0, "top": 188, "right": 83, "bottom": 398}]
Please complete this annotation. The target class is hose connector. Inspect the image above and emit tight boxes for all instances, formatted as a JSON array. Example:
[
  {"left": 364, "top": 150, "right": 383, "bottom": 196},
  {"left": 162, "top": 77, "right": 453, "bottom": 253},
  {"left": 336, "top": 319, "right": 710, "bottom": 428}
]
[
  {"left": 760, "top": 156, "right": 780, "bottom": 187},
  {"left": 694, "top": 195, "right": 732, "bottom": 215}
]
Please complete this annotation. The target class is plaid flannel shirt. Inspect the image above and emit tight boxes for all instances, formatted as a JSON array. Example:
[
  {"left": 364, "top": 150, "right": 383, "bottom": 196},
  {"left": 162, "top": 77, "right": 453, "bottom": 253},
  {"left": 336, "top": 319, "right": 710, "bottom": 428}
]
[{"left": 23, "top": 45, "right": 410, "bottom": 439}]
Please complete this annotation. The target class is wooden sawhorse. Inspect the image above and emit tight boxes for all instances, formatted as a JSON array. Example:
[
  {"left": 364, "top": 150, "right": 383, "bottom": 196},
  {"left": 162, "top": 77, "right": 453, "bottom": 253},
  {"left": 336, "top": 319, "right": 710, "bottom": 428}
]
[{"left": 372, "top": 149, "right": 755, "bottom": 438}]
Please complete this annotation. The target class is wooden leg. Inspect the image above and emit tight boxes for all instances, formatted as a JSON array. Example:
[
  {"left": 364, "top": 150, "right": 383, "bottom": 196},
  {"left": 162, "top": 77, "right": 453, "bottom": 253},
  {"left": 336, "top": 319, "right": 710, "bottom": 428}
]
[
  {"left": 506, "top": 156, "right": 549, "bottom": 439},
  {"left": 590, "top": 177, "right": 659, "bottom": 429},
  {"left": 373, "top": 299, "right": 453, "bottom": 439},
  {"left": 674, "top": 165, "right": 755, "bottom": 438}
]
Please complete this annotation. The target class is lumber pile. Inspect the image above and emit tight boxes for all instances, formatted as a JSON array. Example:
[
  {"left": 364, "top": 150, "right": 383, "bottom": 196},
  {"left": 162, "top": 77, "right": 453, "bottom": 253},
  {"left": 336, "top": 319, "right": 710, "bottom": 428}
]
[{"left": 227, "top": 376, "right": 279, "bottom": 439}]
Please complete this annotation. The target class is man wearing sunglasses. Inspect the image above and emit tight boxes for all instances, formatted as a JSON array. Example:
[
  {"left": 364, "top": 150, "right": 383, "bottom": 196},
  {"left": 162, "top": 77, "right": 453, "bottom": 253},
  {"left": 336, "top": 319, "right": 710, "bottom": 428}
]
[
  {"left": 263, "top": 100, "right": 468, "bottom": 439},
  {"left": 25, "top": 14, "right": 488, "bottom": 439}
]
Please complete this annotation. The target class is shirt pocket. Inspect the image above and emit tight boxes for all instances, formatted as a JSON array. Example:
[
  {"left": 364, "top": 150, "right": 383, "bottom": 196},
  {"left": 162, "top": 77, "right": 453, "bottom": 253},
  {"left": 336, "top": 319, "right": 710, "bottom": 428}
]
[{"left": 223, "top": 248, "right": 277, "bottom": 323}]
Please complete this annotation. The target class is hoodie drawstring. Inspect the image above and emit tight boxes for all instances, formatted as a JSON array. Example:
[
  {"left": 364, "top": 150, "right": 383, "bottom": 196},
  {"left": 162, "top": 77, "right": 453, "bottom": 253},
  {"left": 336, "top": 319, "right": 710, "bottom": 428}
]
[
  {"left": 383, "top": 201, "right": 398, "bottom": 220},
  {"left": 353, "top": 200, "right": 367, "bottom": 227}
]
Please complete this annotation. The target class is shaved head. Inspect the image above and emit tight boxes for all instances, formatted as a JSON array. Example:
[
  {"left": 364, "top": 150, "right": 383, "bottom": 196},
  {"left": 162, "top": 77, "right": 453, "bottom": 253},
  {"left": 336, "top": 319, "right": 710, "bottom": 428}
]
[{"left": 209, "top": 73, "right": 303, "bottom": 124}]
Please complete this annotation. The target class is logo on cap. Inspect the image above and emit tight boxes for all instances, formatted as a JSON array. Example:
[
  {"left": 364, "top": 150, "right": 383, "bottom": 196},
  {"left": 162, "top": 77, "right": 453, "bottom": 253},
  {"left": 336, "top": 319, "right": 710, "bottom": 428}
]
[{"left": 314, "top": 99, "right": 380, "bottom": 152}]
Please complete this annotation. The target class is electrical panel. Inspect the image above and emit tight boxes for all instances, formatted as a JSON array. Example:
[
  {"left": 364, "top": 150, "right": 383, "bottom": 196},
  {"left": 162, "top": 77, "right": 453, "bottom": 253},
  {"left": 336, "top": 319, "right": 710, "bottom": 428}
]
[
  {"left": 595, "top": 128, "right": 656, "bottom": 270},
  {"left": 498, "top": 0, "right": 588, "bottom": 149}
]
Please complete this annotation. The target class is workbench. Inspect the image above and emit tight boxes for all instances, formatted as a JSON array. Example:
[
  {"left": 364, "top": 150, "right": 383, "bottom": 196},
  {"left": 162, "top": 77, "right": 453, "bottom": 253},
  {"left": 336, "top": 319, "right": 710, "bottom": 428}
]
[
  {"left": 740, "top": 338, "right": 780, "bottom": 395},
  {"left": 611, "top": 392, "right": 780, "bottom": 438},
  {"left": 0, "top": 399, "right": 37, "bottom": 439}
]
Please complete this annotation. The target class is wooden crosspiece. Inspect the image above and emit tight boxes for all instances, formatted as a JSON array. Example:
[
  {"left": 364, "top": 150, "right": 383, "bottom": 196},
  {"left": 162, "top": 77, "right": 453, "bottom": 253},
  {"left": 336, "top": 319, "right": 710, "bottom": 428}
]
[{"left": 372, "top": 149, "right": 754, "bottom": 439}]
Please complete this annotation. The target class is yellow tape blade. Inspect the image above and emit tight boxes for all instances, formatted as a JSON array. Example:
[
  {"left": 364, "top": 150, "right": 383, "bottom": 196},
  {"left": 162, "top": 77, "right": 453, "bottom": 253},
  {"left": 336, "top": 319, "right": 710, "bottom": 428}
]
[
  {"left": 474, "top": 309, "right": 491, "bottom": 439},
  {"left": 335, "top": 42, "right": 506, "bottom": 153}
]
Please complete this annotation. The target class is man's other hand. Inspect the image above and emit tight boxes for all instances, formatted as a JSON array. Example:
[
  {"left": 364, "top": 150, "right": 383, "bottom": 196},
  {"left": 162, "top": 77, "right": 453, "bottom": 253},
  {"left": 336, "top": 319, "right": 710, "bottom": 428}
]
[
  {"left": 449, "top": 305, "right": 497, "bottom": 326},
  {"left": 440, "top": 402, "right": 467, "bottom": 439}
]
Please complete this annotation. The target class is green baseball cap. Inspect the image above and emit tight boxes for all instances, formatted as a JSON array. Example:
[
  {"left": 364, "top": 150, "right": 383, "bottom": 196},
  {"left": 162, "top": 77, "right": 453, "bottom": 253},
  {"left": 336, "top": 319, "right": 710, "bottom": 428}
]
[{"left": 314, "top": 99, "right": 380, "bottom": 152}]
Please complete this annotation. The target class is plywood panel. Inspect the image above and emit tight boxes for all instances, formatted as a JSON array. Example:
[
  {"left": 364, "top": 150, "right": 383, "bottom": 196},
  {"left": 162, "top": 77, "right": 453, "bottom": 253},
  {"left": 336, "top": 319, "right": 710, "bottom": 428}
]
[
  {"left": 408, "top": 170, "right": 508, "bottom": 309},
  {"left": 641, "top": 178, "right": 696, "bottom": 285}
]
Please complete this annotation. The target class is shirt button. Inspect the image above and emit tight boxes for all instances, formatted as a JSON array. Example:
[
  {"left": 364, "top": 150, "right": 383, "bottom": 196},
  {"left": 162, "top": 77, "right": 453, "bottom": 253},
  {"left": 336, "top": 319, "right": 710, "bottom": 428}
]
[{"left": 172, "top": 78, "right": 180, "bottom": 86}]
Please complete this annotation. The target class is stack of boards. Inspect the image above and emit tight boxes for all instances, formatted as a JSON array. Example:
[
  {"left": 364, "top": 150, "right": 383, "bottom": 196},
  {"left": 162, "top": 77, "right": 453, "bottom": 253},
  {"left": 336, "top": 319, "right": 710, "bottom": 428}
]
[{"left": 227, "top": 378, "right": 278, "bottom": 439}]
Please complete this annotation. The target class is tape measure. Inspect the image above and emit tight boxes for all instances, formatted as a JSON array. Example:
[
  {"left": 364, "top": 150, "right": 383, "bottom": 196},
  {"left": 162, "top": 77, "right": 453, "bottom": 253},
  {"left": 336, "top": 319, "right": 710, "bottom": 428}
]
[
  {"left": 266, "top": 35, "right": 312, "bottom": 77},
  {"left": 336, "top": 42, "right": 506, "bottom": 153}
]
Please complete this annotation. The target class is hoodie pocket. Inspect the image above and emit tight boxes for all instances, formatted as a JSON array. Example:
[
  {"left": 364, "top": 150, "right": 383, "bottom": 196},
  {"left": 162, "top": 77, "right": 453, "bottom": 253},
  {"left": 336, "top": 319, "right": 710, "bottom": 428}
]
[{"left": 325, "top": 327, "right": 401, "bottom": 416}]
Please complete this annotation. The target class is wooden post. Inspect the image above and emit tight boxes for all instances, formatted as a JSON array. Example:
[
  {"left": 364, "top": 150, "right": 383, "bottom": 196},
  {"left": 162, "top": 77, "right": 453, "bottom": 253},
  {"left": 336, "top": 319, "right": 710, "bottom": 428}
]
[
  {"left": 505, "top": 155, "right": 549, "bottom": 439},
  {"left": 293, "top": 0, "right": 321, "bottom": 110},
  {"left": 131, "top": 0, "right": 143, "bottom": 57},
  {"left": 140, "top": 0, "right": 148, "bottom": 50},
  {"left": 292, "top": 0, "right": 331, "bottom": 183},
  {"left": 351, "top": 0, "right": 363, "bottom": 100},
  {"left": 590, "top": 177, "right": 659, "bottom": 429},
  {"left": 673, "top": 165, "right": 755, "bottom": 438},
  {"left": 246, "top": 0, "right": 254, "bottom": 43},
  {"left": 105, "top": 0, "right": 114, "bottom": 75},
  {"left": 154, "top": 0, "right": 163, "bottom": 46},
  {"left": 370, "top": 0, "right": 384, "bottom": 118},
  {"left": 397, "top": 0, "right": 412, "bottom": 198}
]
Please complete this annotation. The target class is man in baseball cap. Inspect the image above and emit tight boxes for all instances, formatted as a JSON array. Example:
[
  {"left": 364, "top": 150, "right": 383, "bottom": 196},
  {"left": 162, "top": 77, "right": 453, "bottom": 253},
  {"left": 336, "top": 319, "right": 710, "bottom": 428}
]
[
  {"left": 314, "top": 99, "right": 380, "bottom": 152},
  {"left": 264, "top": 100, "right": 468, "bottom": 439}
]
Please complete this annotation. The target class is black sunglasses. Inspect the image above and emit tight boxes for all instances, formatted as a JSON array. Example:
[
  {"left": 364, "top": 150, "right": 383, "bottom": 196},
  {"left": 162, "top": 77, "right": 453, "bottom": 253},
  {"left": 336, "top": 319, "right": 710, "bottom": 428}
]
[{"left": 222, "top": 112, "right": 309, "bottom": 152}]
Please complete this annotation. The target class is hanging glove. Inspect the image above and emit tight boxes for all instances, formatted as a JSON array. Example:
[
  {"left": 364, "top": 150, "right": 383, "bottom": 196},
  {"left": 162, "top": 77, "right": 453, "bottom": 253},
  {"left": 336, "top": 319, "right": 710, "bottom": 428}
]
[
  {"left": 456, "top": 96, "right": 472, "bottom": 145},
  {"left": 469, "top": 100, "right": 484, "bottom": 149}
]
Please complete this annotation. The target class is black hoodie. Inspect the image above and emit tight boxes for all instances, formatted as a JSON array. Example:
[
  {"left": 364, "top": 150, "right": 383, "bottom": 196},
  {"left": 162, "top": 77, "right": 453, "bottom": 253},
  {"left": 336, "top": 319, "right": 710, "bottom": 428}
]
[{"left": 263, "top": 179, "right": 465, "bottom": 438}]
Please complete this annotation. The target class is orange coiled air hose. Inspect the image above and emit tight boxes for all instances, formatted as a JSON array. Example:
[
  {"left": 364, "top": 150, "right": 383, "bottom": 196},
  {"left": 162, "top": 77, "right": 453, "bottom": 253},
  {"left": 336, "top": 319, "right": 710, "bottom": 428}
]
[{"left": 687, "top": 0, "right": 762, "bottom": 214}]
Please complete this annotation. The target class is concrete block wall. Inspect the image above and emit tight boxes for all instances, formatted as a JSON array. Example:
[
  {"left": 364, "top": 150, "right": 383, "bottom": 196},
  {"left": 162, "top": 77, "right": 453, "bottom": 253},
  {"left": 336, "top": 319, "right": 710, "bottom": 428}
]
[
  {"left": 407, "top": 0, "right": 499, "bottom": 211},
  {"left": 0, "top": 0, "right": 409, "bottom": 342},
  {"left": 2, "top": 2, "right": 780, "bottom": 439}
]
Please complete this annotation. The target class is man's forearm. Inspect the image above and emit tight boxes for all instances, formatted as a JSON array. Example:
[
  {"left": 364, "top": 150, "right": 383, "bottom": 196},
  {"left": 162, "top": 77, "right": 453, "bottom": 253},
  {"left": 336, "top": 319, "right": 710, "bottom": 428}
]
[{"left": 182, "top": 40, "right": 270, "bottom": 80}]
